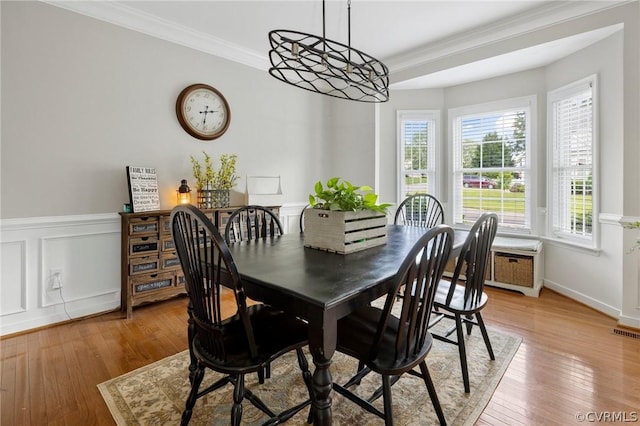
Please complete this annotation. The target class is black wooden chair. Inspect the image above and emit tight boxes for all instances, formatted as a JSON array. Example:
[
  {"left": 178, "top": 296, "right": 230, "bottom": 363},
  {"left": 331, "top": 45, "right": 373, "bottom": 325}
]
[
  {"left": 171, "top": 205, "right": 312, "bottom": 425},
  {"left": 224, "top": 205, "right": 285, "bottom": 381},
  {"left": 429, "top": 212, "right": 498, "bottom": 393},
  {"left": 224, "top": 205, "right": 283, "bottom": 244},
  {"left": 332, "top": 225, "right": 454, "bottom": 426},
  {"left": 299, "top": 204, "right": 310, "bottom": 234},
  {"left": 394, "top": 193, "right": 444, "bottom": 228},
  {"left": 394, "top": 194, "right": 445, "bottom": 301}
]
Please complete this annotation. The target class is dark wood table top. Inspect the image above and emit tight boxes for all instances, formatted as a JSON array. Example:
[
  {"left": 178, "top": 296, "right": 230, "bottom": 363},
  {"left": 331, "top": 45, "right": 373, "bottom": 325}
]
[
  {"left": 228, "top": 224, "right": 465, "bottom": 323},
  {"left": 227, "top": 224, "right": 465, "bottom": 425}
]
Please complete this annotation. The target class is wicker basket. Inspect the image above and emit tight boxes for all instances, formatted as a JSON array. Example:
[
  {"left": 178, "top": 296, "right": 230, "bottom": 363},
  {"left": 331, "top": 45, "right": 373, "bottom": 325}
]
[
  {"left": 303, "top": 209, "right": 387, "bottom": 254},
  {"left": 444, "top": 258, "right": 491, "bottom": 281},
  {"left": 494, "top": 252, "right": 533, "bottom": 287}
]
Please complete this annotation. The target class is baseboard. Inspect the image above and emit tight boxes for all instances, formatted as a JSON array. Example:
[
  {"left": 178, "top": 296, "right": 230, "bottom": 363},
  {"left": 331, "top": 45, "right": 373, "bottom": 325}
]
[{"left": 543, "top": 279, "right": 621, "bottom": 320}]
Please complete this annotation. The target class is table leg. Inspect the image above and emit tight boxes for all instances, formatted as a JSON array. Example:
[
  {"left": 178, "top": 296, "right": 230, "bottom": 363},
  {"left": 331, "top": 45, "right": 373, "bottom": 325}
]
[{"left": 308, "top": 320, "right": 336, "bottom": 425}]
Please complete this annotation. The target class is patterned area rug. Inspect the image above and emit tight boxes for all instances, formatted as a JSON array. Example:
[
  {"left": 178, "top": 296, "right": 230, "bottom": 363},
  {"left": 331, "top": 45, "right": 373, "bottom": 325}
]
[{"left": 98, "top": 320, "right": 520, "bottom": 425}]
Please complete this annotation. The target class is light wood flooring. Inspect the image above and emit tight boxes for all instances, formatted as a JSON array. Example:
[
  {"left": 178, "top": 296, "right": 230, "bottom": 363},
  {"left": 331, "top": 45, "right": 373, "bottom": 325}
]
[{"left": 1, "top": 287, "right": 639, "bottom": 425}]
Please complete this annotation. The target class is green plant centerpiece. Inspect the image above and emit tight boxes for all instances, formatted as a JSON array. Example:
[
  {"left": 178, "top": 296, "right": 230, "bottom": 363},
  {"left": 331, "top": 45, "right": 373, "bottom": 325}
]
[
  {"left": 305, "top": 177, "right": 391, "bottom": 254},
  {"left": 190, "top": 152, "right": 238, "bottom": 208},
  {"left": 308, "top": 177, "right": 392, "bottom": 213}
]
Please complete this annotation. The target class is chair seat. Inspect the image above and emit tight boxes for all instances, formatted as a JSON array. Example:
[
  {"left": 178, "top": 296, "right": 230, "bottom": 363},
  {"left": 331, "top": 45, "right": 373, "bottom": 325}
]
[
  {"left": 337, "top": 306, "right": 433, "bottom": 375},
  {"left": 195, "top": 304, "right": 308, "bottom": 374},
  {"left": 434, "top": 280, "right": 488, "bottom": 314}
]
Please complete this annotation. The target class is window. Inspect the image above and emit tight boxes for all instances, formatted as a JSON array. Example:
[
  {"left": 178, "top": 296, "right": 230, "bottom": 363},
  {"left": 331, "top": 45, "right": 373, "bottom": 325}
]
[
  {"left": 547, "top": 75, "right": 597, "bottom": 247},
  {"left": 397, "top": 111, "right": 438, "bottom": 203},
  {"left": 451, "top": 97, "right": 535, "bottom": 232}
]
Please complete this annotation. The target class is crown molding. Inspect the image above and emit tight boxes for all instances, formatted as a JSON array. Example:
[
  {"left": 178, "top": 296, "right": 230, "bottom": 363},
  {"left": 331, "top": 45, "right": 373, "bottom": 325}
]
[
  {"left": 41, "top": 1, "right": 269, "bottom": 71},
  {"left": 386, "top": 0, "right": 631, "bottom": 75},
  {"left": 42, "top": 0, "right": 630, "bottom": 77}
]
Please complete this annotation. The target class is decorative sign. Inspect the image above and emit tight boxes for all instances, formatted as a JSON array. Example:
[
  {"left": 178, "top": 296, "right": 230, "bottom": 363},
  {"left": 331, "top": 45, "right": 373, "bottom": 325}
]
[{"left": 126, "top": 166, "right": 161, "bottom": 212}]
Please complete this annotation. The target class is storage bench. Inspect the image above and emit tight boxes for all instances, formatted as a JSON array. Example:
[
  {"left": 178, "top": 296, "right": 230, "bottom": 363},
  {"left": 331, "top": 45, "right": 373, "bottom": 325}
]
[{"left": 445, "top": 236, "right": 543, "bottom": 297}]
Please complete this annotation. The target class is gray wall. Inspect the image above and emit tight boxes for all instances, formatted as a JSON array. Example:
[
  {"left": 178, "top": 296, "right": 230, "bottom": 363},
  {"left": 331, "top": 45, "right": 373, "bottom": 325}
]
[{"left": 1, "top": 1, "right": 329, "bottom": 219}]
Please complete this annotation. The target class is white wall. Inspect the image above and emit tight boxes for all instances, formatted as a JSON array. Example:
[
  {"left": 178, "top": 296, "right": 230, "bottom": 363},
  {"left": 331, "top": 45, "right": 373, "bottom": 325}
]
[
  {"left": 0, "top": 1, "right": 328, "bottom": 219},
  {"left": 325, "top": 100, "right": 377, "bottom": 191},
  {"left": 347, "top": 3, "right": 640, "bottom": 327},
  {"left": 0, "top": 1, "right": 331, "bottom": 334},
  {"left": 543, "top": 31, "right": 624, "bottom": 316},
  {"left": 2, "top": 1, "right": 639, "bottom": 334}
]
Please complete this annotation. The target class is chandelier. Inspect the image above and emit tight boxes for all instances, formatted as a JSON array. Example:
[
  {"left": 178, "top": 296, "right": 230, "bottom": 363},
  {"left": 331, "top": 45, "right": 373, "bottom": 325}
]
[{"left": 268, "top": 0, "right": 389, "bottom": 103}]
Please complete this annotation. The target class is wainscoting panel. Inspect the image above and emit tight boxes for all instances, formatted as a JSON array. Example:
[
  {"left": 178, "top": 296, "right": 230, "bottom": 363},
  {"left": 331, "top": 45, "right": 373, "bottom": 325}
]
[
  {"left": 0, "top": 205, "right": 310, "bottom": 336},
  {"left": 1, "top": 213, "right": 121, "bottom": 336},
  {"left": 0, "top": 240, "right": 27, "bottom": 315},
  {"left": 41, "top": 231, "right": 120, "bottom": 308},
  {"left": 278, "top": 203, "right": 307, "bottom": 235}
]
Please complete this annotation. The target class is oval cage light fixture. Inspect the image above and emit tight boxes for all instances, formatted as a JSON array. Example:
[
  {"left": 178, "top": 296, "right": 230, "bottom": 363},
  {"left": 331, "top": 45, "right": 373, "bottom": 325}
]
[{"left": 268, "top": 0, "right": 389, "bottom": 103}]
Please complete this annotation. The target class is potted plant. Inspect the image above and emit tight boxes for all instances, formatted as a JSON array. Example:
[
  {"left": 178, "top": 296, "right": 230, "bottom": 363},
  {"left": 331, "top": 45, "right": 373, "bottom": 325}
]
[
  {"left": 305, "top": 177, "right": 392, "bottom": 254},
  {"left": 212, "top": 153, "right": 238, "bottom": 207},
  {"left": 308, "top": 177, "right": 391, "bottom": 213},
  {"left": 190, "top": 152, "right": 239, "bottom": 208},
  {"left": 190, "top": 151, "right": 215, "bottom": 208}
]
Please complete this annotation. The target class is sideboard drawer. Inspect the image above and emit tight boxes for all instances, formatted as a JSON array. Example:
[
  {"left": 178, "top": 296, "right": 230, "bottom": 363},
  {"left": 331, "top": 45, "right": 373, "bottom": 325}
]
[
  {"left": 130, "top": 272, "right": 175, "bottom": 295},
  {"left": 128, "top": 217, "right": 159, "bottom": 236},
  {"left": 129, "top": 236, "right": 159, "bottom": 256},
  {"left": 129, "top": 255, "right": 160, "bottom": 276}
]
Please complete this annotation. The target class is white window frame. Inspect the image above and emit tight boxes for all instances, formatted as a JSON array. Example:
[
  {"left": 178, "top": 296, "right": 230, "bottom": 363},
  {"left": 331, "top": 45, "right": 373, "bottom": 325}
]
[
  {"left": 396, "top": 110, "right": 440, "bottom": 205},
  {"left": 547, "top": 75, "right": 599, "bottom": 249},
  {"left": 449, "top": 96, "right": 536, "bottom": 233}
]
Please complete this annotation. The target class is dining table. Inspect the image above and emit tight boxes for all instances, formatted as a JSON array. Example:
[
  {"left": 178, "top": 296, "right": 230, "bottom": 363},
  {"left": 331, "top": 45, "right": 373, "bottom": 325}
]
[{"left": 227, "top": 224, "right": 466, "bottom": 425}]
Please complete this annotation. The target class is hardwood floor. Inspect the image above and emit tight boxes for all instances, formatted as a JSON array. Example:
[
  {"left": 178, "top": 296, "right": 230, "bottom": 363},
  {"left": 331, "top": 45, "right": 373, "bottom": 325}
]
[{"left": 1, "top": 287, "right": 639, "bottom": 425}]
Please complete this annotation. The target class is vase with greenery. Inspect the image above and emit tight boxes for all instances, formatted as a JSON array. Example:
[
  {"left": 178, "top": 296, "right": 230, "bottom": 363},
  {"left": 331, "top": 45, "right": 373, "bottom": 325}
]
[
  {"left": 190, "top": 151, "right": 215, "bottom": 208},
  {"left": 308, "top": 177, "right": 391, "bottom": 214},
  {"left": 190, "top": 152, "right": 239, "bottom": 208},
  {"left": 190, "top": 151, "right": 214, "bottom": 190},
  {"left": 212, "top": 153, "right": 237, "bottom": 207}
]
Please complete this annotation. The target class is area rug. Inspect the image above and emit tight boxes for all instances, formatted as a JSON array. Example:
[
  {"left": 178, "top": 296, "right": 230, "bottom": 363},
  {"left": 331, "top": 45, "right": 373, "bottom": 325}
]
[{"left": 98, "top": 322, "right": 520, "bottom": 425}]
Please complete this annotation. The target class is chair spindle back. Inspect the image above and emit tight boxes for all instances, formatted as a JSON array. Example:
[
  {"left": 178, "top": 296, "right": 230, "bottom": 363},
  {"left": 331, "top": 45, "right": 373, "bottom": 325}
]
[
  {"left": 371, "top": 225, "right": 453, "bottom": 361},
  {"left": 171, "top": 205, "right": 258, "bottom": 362},
  {"left": 448, "top": 213, "right": 498, "bottom": 306},
  {"left": 225, "top": 205, "right": 283, "bottom": 244},
  {"left": 394, "top": 194, "right": 445, "bottom": 228}
]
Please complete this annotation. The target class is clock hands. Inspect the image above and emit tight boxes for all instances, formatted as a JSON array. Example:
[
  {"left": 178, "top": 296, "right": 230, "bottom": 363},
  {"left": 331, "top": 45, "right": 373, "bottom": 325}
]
[{"left": 199, "top": 105, "right": 218, "bottom": 128}]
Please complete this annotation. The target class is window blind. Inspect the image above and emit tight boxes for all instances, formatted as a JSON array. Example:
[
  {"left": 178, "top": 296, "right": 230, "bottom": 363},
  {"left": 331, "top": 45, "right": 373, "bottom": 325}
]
[
  {"left": 550, "top": 83, "right": 594, "bottom": 239},
  {"left": 398, "top": 112, "right": 436, "bottom": 200},
  {"left": 451, "top": 101, "right": 532, "bottom": 231}
]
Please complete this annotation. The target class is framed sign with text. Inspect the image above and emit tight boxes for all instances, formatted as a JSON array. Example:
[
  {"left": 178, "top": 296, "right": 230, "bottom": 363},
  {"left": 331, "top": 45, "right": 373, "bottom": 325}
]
[{"left": 126, "top": 166, "right": 161, "bottom": 212}]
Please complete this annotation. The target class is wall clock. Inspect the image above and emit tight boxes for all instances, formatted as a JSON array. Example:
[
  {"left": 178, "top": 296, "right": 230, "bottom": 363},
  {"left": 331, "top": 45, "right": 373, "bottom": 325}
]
[{"left": 176, "top": 84, "right": 231, "bottom": 140}]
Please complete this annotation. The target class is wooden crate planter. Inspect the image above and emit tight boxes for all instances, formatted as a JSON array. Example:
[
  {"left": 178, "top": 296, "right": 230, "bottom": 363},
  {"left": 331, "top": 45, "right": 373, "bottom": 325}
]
[{"left": 303, "top": 209, "right": 387, "bottom": 254}]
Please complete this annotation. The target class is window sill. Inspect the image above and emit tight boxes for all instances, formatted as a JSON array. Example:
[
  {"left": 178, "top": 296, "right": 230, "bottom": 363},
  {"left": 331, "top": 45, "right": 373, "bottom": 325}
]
[{"left": 539, "top": 236, "right": 601, "bottom": 256}]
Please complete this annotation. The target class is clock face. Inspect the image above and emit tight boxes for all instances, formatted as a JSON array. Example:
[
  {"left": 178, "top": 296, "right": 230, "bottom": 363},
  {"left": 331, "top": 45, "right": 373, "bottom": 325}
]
[{"left": 176, "top": 84, "right": 230, "bottom": 140}]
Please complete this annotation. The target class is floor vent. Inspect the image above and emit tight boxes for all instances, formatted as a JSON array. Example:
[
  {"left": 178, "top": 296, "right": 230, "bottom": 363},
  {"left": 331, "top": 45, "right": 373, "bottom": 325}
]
[{"left": 612, "top": 328, "right": 640, "bottom": 340}]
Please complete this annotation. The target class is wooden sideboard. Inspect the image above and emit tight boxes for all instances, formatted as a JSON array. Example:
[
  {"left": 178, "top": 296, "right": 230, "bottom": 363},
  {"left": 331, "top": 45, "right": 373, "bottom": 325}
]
[{"left": 119, "top": 206, "right": 279, "bottom": 318}]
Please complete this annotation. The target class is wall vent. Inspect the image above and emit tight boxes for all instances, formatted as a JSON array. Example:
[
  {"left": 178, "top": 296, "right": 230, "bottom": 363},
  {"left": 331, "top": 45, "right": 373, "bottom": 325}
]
[{"left": 612, "top": 328, "right": 640, "bottom": 340}]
